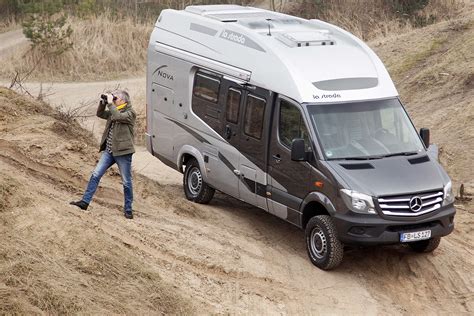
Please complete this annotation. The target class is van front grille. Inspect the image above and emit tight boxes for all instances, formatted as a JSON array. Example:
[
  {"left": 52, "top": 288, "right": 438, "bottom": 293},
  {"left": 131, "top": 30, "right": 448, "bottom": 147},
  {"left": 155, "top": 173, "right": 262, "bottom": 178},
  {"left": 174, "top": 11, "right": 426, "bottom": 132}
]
[{"left": 377, "top": 190, "right": 443, "bottom": 217}]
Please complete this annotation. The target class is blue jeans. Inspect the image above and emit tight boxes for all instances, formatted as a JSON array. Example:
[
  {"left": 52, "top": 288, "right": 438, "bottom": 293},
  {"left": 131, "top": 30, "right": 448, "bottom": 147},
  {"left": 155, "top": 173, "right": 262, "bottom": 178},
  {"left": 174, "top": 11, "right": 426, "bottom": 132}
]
[{"left": 82, "top": 151, "right": 133, "bottom": 212}]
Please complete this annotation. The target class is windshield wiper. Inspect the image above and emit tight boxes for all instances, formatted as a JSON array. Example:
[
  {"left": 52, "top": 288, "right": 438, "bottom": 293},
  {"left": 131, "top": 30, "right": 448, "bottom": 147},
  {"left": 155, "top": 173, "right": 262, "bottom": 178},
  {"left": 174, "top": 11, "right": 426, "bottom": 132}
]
[
  {"left": 332, "top": 155, "right": 384, "bottom": 161},
  {"left": 381, "top": 151, "right": 419, "bottom": 158},
  {"left": 331, "top": 151, "right": 419, "bottom": 161}
]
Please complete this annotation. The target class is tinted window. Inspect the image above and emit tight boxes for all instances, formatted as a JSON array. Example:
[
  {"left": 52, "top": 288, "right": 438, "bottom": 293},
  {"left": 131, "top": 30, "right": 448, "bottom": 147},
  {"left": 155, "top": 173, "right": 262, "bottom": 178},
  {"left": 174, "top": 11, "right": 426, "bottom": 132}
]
[
  {"left": 279, "top": 99, "right": 311, "bottom": 149},
  {"left": 193, "top": 73, "right": 220, "bottom": 103},
  {"left": 226, "top": 88, "right": 241, "bottom": 123},
  {"left": 244, "top": 95, "right": 266, "bottom": 140},
  {"left": 192, "top": 71, "right": 222, "bottom": 133}
]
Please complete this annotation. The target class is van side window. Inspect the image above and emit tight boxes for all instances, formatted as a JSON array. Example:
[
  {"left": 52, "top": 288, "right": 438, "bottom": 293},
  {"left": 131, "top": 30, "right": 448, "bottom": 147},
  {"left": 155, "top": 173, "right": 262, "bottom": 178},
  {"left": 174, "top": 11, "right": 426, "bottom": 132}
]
[
  {"left": 279, "top": 99, "right": 311, "bottom": 150},
  {"left": 226, "top": 88, "right": 241, "bottom": 123},
  {"left": 192, "top": 71, "right": 222, "bottom": 132},
  {"left": 193, "top": 73, "right": 220, "bottom": 103},
  {"left": 244, "top": 95, "right": 266, "bottom": 140}
]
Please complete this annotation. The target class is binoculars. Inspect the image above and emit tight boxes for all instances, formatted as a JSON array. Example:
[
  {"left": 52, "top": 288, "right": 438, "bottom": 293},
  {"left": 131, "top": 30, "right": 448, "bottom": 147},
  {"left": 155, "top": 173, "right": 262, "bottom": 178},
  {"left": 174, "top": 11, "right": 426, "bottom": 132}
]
[{"left": 100, "top": 94, "right": 117, "bottom": 103}]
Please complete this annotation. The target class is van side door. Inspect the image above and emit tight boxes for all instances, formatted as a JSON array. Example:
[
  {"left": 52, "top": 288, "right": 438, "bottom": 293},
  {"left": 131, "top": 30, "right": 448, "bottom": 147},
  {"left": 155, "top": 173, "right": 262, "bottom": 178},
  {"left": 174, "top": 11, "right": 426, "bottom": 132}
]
[
  {"left": 268, "top": 97, "right": 313, "bottom": 225},
  {"left": 212, "top": 79, "right": 245, "bottom": 200},
  {"left": 237, "top": 87, "right": 272, "bottom": 210}
]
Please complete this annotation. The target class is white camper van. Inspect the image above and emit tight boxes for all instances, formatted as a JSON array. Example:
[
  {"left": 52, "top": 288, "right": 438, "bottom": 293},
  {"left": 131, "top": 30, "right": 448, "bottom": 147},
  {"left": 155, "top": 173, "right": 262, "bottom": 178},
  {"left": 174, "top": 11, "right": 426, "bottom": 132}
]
[{"left": 146, "top": 5, "right": 455, "bottom": 270}]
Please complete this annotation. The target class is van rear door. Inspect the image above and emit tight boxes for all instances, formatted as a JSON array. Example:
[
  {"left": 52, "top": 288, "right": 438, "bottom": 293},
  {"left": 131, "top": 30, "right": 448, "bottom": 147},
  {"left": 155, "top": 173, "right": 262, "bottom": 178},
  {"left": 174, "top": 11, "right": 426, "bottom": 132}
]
[{"left": 150, "top": 82, "right": 175, "bottom": 160}]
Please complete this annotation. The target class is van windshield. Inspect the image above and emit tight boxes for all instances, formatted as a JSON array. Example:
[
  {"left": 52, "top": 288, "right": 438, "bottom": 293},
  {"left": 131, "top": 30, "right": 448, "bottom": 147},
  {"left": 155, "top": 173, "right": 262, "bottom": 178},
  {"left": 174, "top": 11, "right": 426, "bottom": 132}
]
[{"left": 307, "top": 99, "right": 425, "bottom": 160}]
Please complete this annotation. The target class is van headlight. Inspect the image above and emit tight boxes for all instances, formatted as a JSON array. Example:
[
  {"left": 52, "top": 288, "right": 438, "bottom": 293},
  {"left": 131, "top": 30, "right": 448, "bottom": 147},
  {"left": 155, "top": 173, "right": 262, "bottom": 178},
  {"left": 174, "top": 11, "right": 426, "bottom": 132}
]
[
  {"left": 443, "top": 181, "right": 455, "bottom": 206},
  {"left": 341, "top": 189, "right": 376, "bottom": 214}
]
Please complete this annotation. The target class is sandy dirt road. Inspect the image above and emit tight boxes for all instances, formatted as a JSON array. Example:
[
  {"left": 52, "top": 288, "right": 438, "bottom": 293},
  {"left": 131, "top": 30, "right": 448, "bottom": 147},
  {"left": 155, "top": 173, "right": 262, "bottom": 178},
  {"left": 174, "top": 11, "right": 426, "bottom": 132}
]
[
  {"left": 0, "top": 29, "right": 28, "bottom": 58},
  {"left": 1, "top": 26, "right": 473, "bottom": 314},
  {"left": 0, "top": 77, "right": 182, "bottom": 186}
]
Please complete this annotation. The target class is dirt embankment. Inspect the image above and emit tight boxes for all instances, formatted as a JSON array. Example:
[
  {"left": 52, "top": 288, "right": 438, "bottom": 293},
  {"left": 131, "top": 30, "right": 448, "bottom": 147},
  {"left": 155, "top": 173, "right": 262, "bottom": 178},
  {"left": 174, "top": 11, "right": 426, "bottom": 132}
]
[
  {"left": 0, "top": 85, "right": 473, "bottom": 314},
  {"left": 372, "top": 12, "right": 474, "bottom": 191},
  {"left": 0, "top": 88, "right": 193, "bottom": 314}
]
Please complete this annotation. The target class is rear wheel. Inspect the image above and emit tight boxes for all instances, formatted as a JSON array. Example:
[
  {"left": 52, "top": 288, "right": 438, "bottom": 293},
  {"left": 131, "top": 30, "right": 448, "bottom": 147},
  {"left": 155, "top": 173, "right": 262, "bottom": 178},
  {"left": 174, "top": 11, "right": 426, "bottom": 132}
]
[
  {"left": 183, "top": 158, "right": 215, "bottom": 204},
  {"left": 408, "top": 237, "right": 441, "bottom": 253},
  {"left": 305, "top": 215, "right": 343, "bottom": 270}
]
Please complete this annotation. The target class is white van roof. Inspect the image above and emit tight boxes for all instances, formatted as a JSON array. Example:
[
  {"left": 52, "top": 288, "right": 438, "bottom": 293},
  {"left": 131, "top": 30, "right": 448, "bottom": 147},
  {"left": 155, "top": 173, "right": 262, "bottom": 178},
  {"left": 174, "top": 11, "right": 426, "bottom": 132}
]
[{"left": 150, "top": 5, "right": 398, "bottom": 103}]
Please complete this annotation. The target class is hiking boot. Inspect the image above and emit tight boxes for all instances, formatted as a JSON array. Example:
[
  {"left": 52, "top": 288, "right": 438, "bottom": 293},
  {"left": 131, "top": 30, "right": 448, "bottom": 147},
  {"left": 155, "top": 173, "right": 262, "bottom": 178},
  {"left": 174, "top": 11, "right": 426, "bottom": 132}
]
[
  {"left": 124, "top": 211, "right": 133, "bottom": 219},
  {"left": 70, "top": 200, "right": 89, "bottom": 210}
]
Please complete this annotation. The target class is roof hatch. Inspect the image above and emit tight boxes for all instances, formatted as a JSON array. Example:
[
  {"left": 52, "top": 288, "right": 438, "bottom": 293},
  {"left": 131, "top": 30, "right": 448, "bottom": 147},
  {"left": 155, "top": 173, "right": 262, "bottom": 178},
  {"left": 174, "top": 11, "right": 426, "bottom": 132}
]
[
  {"left": 277, "top": 31, "right": 335, "bottom": 47},
  {"left": 185, "top": 5, "right": 281, "bottom": 23},
  {"left": 185, "top": 5, "right": 253, "bottom": 15}
]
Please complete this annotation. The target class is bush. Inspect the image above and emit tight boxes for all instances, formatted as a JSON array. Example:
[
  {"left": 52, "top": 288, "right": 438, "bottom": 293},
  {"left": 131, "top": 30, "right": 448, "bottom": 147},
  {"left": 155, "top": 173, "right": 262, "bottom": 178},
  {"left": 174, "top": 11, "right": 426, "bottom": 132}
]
[
  {"left": 20, "top": 0, "right": 73, "bottom": 57},
  {"left": 22, "top": 14, "right": 73, "bottom": 56}
]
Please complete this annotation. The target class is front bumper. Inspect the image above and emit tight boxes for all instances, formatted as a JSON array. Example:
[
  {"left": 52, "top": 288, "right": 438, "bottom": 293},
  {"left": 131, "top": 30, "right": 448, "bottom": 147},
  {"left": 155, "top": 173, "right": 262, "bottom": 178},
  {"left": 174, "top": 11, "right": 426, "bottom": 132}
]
[{"left": 333, "top": 205, "right": 456, "bottom": 245}]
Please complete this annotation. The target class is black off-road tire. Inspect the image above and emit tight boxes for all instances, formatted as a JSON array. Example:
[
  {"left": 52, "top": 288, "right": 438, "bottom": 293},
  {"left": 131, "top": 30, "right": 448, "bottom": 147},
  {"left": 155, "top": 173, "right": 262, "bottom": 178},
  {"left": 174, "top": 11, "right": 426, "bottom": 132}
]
[
  {"left": 305, "top": 215, "right": 344, "bottom": 270},
  {"left": 183, "top": 158, "right": 215, "bottom": 204},
  {"left": 408, "top": 237, "right": 441, "bottom": 253}
]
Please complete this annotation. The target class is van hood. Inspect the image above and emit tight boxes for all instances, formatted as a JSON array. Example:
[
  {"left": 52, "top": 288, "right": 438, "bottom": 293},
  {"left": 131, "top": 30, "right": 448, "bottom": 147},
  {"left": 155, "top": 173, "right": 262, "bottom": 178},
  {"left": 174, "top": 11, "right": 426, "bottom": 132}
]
[{"left": 326, "top": 155, "right": 448, "bottom": 197}]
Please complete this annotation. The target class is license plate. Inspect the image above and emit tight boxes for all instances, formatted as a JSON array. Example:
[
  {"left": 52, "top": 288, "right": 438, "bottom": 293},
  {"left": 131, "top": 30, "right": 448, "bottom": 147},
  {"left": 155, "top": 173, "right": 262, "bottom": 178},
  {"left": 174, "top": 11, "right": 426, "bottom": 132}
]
[{"left": 400, "top": 230, "right": 431, "bottom": 242}]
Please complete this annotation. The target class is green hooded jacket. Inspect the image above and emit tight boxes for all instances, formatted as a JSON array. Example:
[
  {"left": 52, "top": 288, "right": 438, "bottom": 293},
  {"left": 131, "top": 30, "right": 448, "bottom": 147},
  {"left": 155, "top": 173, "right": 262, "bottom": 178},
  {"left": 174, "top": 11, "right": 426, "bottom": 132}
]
[{"left": 97, "top": 101, "right": 136, "bottom": 156}]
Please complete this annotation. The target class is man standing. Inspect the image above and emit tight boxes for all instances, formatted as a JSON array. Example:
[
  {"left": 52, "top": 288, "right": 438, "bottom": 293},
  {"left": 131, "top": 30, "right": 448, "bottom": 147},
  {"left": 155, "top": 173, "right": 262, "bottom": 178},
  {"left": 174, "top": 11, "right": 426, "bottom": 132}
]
[{"left": 70, "top": 90, "right": 136, "bottom": 219}]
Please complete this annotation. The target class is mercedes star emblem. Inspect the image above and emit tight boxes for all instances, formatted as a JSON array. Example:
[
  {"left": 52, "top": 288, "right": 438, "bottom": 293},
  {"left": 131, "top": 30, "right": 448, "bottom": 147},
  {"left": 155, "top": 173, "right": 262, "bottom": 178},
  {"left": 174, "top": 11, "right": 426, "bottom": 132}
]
[{"left": 409, "top": 196, "right": 423, "bottom": 212}]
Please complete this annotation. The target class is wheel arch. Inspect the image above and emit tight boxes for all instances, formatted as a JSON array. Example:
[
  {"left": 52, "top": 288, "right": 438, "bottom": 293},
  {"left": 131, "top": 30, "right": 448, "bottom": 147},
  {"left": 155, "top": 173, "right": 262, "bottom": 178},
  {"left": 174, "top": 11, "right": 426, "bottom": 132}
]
[
  {"left": 176, "top": 145, "right": 208, "bottom": 180},
  {"left": 300, "top": 192, "right": 337, "bottom": 229}
]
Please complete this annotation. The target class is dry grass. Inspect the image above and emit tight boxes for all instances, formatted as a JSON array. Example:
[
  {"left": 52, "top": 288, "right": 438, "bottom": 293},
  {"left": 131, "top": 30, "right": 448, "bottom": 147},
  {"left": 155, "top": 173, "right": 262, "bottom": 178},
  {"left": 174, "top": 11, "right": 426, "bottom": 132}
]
[
  {"left": 0, "top": 210, "right": 192, "bottom": 314},
  {"left": 395, "top": 37, "right": 448, "bottom": 75},
  {"left": 375, "top": 16, "right": 474, "bottom": 95},
  {"left": 285, "top": 0, "right": 465, "bottom": 40},
  {"left": 0, "top": 13, "right": 151, "bottom": 82}
]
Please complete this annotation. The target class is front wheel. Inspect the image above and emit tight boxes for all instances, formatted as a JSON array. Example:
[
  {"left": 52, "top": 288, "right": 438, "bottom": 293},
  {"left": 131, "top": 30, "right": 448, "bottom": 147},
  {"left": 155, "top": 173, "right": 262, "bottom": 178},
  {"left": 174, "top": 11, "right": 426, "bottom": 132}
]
[
  {"left": 305, "top": 215, "right": 344, "bottom": 270},
  {"left": 408, "top": 237, "right": 441, "bottom": 253},
  {"left": 183, "top": 158, "right": 215, "bottom": 204}
]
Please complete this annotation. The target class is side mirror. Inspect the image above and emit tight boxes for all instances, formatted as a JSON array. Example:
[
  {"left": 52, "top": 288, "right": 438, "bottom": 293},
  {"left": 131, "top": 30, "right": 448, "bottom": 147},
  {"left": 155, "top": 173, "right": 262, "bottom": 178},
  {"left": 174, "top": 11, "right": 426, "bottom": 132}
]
[
  {"left": 291, "top": 138, "right": 307, "bottom": 161},
  {"left": 420, "top": 128, "right": 430, "bottom": 148}
]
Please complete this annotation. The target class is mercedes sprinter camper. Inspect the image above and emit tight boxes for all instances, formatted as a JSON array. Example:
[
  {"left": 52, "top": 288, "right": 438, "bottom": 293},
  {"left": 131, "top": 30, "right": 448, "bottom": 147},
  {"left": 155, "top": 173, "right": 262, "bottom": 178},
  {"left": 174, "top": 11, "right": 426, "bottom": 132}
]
[{"left": 145, "top": 5, "right": 456, "bottom": 270}]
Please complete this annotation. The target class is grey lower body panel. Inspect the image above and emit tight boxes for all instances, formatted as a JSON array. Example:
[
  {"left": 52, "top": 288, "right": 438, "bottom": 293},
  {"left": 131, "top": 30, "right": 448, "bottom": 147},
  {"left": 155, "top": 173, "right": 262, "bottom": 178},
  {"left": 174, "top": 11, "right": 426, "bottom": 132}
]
[
  {"left": 146, "top": 132, "right": 180, "bottom": 172},
  {"left": 156, "top": 152, "right": 179, "bottom": 172}
]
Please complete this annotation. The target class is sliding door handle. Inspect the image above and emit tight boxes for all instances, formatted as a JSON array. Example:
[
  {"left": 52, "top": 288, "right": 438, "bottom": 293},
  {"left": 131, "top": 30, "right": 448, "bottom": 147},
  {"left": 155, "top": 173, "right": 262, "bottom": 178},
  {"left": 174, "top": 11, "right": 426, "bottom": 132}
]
[{"left": 225, "top": 125, "right": 232, "bottom": 140}]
